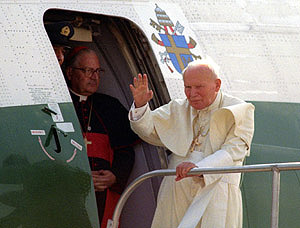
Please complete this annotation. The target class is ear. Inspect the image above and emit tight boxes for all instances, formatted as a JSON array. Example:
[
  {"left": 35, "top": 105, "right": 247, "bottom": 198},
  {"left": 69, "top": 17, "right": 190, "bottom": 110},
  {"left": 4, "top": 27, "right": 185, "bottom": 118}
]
[
  {"left": 215, "top": 78, "right": 221, "bottom": 92},
  {"left": 66, "top": 67, "right": 72, "bottom": 81}
]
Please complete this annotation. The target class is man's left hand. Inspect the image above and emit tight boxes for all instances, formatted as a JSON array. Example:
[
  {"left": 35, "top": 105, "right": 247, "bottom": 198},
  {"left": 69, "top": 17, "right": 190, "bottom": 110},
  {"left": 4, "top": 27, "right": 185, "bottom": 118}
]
[
  {"left": 92, "top": 170, "right": 116, "bottom": 191},
  {"left": 175, "top": 162, "right": 198, "bottom": 181}
]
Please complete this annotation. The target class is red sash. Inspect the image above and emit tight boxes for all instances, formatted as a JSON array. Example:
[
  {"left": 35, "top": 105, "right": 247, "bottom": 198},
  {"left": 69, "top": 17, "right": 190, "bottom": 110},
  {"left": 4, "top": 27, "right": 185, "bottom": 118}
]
[
  {"left": 85, "top": 132, "right": 112, "bottom": 163},
  {"left": 84, "top": 132, "right": 120, "bottom": 228}
]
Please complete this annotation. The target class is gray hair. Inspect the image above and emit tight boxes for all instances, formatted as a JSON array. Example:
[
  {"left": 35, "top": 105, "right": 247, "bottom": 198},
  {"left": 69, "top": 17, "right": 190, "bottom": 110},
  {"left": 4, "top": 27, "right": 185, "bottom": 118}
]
[
  {"left": 182, "top": 56, "right": 220, "bottom": 79},
  {"left": 65, "top": 48, "right": 98, "bottom": 67}
]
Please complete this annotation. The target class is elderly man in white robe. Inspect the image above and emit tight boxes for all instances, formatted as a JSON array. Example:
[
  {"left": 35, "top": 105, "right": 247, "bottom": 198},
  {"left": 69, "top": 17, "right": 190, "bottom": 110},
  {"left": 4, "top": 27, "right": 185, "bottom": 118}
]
[{"left": 128, "top": 58, "right": 255, "bottom": 228}]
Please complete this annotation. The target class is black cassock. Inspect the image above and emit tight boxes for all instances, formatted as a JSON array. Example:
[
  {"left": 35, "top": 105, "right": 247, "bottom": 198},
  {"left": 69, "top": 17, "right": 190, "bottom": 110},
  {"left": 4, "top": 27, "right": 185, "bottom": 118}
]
[{"left": 70, "top": 91, "right": 139, "bottom": 228}]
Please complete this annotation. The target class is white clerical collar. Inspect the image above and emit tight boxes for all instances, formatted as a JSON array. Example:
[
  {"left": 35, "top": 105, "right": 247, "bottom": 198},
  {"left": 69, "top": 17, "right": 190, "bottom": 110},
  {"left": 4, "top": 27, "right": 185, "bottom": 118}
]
[{"left": 69, "top": 88, "right": 88, "bottom": 102}]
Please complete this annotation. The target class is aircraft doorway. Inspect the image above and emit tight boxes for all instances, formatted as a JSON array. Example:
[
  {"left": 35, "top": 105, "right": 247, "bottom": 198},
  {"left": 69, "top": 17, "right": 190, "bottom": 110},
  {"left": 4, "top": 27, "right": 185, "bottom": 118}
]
[{"left": 43, "top": 9, "right": 170, "bottom": 228}]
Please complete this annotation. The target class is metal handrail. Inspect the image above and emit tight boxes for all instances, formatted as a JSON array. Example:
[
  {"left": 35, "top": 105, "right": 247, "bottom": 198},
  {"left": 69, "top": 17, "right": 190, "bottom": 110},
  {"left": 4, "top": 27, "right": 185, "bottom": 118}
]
[{"left": 107, "top": 162, "right": 300, "bottom": 228}]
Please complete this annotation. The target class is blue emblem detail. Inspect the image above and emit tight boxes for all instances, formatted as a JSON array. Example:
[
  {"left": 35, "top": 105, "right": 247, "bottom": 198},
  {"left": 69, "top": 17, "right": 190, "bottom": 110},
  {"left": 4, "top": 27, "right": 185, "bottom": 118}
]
[
  {"left": 172, "top": 35, "right": 189, "bottom": 48},
  {"left": 159, "top": 34, "right": 171, "bottom": 47},
  {"left": 159, "top": 34, "right": 193, "bottom": 73},
  {"left": 168, "top": 53, "right": 181, "bottom": 73}
]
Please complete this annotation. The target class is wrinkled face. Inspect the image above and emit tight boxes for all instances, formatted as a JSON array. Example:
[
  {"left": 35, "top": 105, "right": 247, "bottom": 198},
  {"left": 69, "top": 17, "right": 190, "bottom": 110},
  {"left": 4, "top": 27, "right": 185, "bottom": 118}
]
[
  {"left": 66, "top": 52, "right": 101, "bottom": 96},
  {"left": 184, "top": 65, "right": 221, "bottom": 110},
  {"left": 53, "top": 45, "right": 66, "bottom": 66}
]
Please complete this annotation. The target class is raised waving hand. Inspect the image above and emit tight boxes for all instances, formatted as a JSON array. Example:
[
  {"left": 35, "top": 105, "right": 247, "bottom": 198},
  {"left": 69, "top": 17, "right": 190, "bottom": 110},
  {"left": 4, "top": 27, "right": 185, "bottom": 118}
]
[{"left": 129, "top": 73, "right": 153, "bottom": 108}]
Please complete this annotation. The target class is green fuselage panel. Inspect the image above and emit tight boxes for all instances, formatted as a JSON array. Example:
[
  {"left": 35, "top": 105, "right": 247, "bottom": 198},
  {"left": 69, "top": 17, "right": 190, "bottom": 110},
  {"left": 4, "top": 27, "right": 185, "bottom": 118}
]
[
  {"left": 242, "top": 101, "right": 300, "bottom": 228},
  {"left": 0, "top": 103, "right": 99, "bottom": 228}
]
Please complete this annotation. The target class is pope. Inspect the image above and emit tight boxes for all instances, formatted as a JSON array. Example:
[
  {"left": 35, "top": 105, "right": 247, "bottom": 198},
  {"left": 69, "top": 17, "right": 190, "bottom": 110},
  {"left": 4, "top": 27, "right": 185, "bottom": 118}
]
[{"left": 129, "top": 57, "right": 255, "bottom": 228}]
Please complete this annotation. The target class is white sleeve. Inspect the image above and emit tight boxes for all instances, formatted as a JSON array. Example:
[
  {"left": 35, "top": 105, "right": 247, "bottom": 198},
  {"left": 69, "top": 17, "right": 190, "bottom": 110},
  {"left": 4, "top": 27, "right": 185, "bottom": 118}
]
[
  {"left": 129, "top": 102, "right": 165, "bottom": 147},
  {"left": 129, "top": 103, "right": 149, "bottom": 121}
]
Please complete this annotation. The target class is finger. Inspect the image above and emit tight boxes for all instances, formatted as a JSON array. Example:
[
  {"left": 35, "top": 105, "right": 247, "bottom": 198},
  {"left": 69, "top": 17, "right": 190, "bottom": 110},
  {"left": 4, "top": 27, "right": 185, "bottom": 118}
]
[
  {"left": 93, "top": 179, "right": 106, "bottom": 186},
  {"left": 148, "top": 89, "right": 154, "bottom": 100},
  {"left": 94, "top": 183, "right": 107, "bottom": 191},
  {"left": 185, "top": 166, "right": 195, "bottom": 176},
  {"left": 176, "top": 166, "right": 181, "bottom": 177},
  {"left": 94, "top": 175, "right": 115, "bottom": 189},
  {"left": 176, "top": 163, "right": 187, "bottom": 175},
  {"left": 92, "top": 175, "right": 102, "bottom": 184},
  {"left": 175, "top": 176, "right": 182, "bottom": 181},
  {"left": 137, "top": 73, "right": 143, "bottom": 87},
  {"left": 142, "top": 74, "right": 148, "bottom": 86},
  {"left": 92, "top": 173, "right": 108, "bottom": 183},
  {"left": 133, "top": 76, "right": 138, "bottom": 88},
  {"left": 182, "top": 169, "right": 188, "bottom": 177},
  {"left": 176, "top": 167, "right": 187, "bottom": 181},
  {"left": 91, "top": 170, "right": 102, "bottom": 175},
  {"left": 129, "top": 84, "right": 136, "bottom": 95},
  {"left": 181, "top": 164, "right": 192, "bottom": 177},
  {"left": 175, "top": 174, "right": 196, "bottom": 182}
]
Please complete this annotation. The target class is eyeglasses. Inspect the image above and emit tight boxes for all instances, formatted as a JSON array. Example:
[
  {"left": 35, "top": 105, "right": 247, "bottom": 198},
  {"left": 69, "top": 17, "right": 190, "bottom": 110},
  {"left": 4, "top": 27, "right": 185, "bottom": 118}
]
[{"left": 71, "top": 67, "right": 105, "bottom": 77}]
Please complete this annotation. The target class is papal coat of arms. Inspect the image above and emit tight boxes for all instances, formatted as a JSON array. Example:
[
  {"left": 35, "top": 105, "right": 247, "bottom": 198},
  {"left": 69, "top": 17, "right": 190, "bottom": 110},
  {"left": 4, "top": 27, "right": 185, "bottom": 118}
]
[{"left": 150, "top": 4, "right": 201, "bottom": 74}]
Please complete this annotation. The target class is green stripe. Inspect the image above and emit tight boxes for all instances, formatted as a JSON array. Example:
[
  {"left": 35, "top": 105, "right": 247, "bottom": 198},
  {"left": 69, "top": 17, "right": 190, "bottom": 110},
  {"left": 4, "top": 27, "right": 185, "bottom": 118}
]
[{"left": 242, "top": 101, "right": 300, "bottom": 228}]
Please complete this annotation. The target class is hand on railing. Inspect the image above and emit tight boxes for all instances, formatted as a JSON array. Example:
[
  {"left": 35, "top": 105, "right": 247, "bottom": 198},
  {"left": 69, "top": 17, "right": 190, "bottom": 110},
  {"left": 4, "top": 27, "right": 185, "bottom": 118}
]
[{"left": 175, "top": 162, "right": 201, "bottom": 181}]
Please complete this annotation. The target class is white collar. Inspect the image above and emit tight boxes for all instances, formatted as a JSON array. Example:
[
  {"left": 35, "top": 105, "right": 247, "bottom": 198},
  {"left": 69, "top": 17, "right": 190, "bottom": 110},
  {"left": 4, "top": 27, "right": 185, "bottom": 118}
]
[{"left": 69, "top": 88, "right": 88, "bottom": 102}]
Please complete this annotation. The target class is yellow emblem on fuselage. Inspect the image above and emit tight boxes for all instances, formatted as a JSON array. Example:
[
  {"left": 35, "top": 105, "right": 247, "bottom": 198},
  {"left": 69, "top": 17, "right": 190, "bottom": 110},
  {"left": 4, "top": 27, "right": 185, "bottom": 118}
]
[{"left": 60, "top": 26, "right": 70, "bottom": 37}]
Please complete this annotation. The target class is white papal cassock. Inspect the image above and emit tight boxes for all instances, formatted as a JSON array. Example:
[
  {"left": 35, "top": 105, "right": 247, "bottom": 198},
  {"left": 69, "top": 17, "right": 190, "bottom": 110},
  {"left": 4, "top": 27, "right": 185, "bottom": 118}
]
[{"left": 129, "top": 92, "right": 255, "bottom": 228}]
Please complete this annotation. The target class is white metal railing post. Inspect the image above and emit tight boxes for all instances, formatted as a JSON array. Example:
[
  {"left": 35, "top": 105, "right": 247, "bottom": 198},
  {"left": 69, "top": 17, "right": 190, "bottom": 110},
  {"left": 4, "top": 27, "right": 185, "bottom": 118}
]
[{"left": 270, "top": 166, "right": 280, "bottom": 228}]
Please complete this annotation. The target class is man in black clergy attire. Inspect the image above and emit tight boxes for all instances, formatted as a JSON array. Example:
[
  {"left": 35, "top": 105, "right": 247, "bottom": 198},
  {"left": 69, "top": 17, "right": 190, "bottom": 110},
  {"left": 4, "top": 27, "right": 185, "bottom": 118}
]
[{"left": 64, "top": 47, "right": 139, "bottom": 228}]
